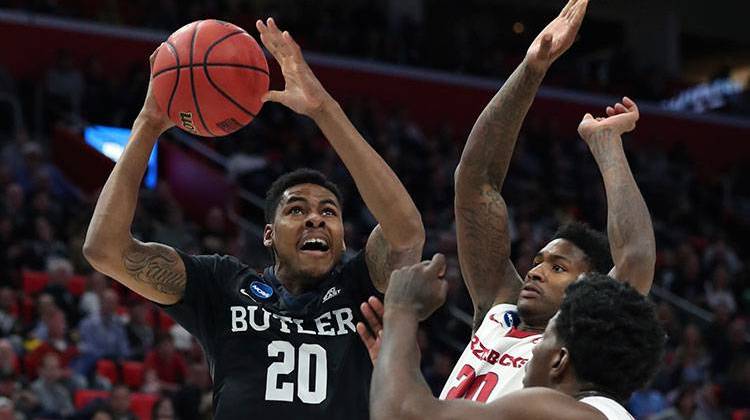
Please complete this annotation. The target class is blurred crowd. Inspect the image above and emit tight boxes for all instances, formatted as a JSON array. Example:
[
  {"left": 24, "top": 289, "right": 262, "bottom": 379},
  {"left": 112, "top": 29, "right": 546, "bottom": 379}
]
[
  {"left": 8, "top": 0, "right": 750, "bottom": 115},
  {"left": 0, "top": 2, "right": 749, "bottom": 420}
]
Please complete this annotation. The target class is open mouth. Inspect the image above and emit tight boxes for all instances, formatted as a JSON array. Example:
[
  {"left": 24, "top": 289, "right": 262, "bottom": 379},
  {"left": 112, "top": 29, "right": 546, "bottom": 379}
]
[{"left": 299, "top": 238, "right": 330, "bottom": 254}]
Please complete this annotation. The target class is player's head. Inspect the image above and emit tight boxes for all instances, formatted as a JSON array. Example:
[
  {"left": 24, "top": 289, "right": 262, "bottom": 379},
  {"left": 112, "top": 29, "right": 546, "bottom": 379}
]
[
  {"left": 517, "top": 221, "right": 612, "bottom": 327},
  {"left": 523, "top": 273, "right": 664, "bottom": 401},
  {"left": 263, "top": 168, "right": 345, "bottom": 282}
]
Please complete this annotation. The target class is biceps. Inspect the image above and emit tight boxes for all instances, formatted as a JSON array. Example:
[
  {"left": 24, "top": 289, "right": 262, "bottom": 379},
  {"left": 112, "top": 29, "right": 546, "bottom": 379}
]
[{"left": 113, "top": 240, "right": 187, "bottom": 304}]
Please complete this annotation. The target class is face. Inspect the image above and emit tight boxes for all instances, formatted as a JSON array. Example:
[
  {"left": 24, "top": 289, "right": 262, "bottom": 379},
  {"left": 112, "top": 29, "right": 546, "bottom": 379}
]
[
  {"left": 522, "top": 314, "right": 566, "bottom": 388},
  {"left": 111, "top": 387, "right": 130, "bottom": 413},
  {"left": 264, "top": 184, "right": 345, "bottom": 283},
  {"left": 155, "top": 399, "right": 175, "bottom": 420},
  {"left": 517, "top": 239, "right": 590, "bottom": 327}
]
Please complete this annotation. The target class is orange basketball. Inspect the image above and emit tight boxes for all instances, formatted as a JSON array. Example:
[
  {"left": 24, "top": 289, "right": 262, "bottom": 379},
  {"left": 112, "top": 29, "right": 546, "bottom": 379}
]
[{"left": 151, "top": 20, "right": 269, "bottom": 137}]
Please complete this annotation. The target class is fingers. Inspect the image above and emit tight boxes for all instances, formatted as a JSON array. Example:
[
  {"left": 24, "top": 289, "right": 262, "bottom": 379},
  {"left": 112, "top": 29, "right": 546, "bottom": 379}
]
[
  {"left": 256, "top": 17, "right": 303, "bottom": 63},
  {"left": 262, "top": 90, "right": 284, "bottom": 104},
  {"left": 614, "top": 102, "right": 628, "bottom": 113},
  {"left": 623, "top": 96, "right": 639, "bottom": 117},
  {"left": 356, "top": 322, "right": 376, "bottom": 349},
  {"left": 368, "top": 296, "right": 385, "bottom": 318},
  {"left": 568, "top": 0, "right": 589, "bottom": 26},
  {"left": 360, "top": 299, "right": 383, "bottom": 335},
  {"left": 424, "top": 253, "right": 447, "bottom": 278},
  {"left": 606, "top": 106, "right": 615, "bottom": 116},
  {"left": 560, "top": 0, "right": 579, "bottom": 17},
  {"left": 582, "top": 112, "right": 594, "bottom": 121}
]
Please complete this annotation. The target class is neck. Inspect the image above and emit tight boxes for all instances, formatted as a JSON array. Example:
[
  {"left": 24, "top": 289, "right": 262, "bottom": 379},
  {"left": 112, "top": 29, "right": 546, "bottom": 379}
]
[
  {"left": 273, "top": 262, "right": 321, "bottom": 296},
  {"left": 517, "top": 319, "right": 546, "bottom": 334}
]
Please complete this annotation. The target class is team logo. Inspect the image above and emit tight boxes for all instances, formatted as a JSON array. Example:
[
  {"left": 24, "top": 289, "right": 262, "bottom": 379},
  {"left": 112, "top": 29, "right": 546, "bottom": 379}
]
[
  {"left": 179, "top": 112, "right": 197, "bottom": 133},
  {"left": 502, "top": 311, "right": 519, "bottom": 328},
  {"left": 243, "top": 281, "right": 273, "bottom": 300},
  {"left": 322, "top": 287, "right": 341, "bottom": 303}
]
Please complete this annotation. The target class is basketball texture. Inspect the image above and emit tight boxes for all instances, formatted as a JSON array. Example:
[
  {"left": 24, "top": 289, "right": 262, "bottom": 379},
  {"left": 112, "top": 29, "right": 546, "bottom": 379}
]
[{"left": 151, "top": 20, "right": 269, "bottom": 137}]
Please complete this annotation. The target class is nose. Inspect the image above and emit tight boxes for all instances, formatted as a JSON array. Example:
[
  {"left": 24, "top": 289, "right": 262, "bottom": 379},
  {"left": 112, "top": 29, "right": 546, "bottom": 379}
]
[
  {"left": 305, "top": 213, "right": 326, "bottom": 228},
  {"left": 526, "top": 264, "right": 545, "bottom": 283}
]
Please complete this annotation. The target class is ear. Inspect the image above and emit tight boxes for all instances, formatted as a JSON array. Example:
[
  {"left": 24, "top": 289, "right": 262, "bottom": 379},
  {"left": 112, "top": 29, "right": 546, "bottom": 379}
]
[
  {"left": 550, "top": 347, "right": 570, "bottom": 383},
  {"left": 263, "top": 224, "right": 273, "bottom": 248}
]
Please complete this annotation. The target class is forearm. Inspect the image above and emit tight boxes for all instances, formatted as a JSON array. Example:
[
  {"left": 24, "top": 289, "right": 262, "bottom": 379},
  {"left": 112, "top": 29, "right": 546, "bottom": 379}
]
[
  {"left": 588, "top": 130, "right": 655, "bottom": 293},
  {"left": 313, "top": 99, "right": 424, "bottom": 248},
  {"left": 371, "top": 309, "right": 435, "bottom": 420},
  {"left": 456, "top": 60, "right": 545, "bottom": 188},
  {"left": 84, "top": 115, "right": 162, "bottom": 262}
]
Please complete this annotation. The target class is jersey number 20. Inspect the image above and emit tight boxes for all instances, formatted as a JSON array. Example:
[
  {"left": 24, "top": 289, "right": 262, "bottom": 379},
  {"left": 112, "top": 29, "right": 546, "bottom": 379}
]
[{"left": 266, "top": 341, "right": 327, "bottom": 404}]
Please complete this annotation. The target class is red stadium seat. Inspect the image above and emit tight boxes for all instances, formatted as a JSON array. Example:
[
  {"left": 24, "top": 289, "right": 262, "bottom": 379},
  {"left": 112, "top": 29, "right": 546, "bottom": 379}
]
[
  {"left": 96, "top": 359, "right": 118, "bottom": 384},
  {"left": 74, "top": 389, "right": 110, "bottom": 409},
  {"left": 22, "top": 271, "right": 49, "bottom": 295},
  {"left": 130, "top": 393, "right": 159, "bottom": 420},
  {"left": 158, "top": 310, "right": 175, "bottom": 330},
  {"left": 67, "top": 275, "right": 86, "bottom": 297},
  {"left": 122, "top": 361, "right": 145, "bottom": 390}
]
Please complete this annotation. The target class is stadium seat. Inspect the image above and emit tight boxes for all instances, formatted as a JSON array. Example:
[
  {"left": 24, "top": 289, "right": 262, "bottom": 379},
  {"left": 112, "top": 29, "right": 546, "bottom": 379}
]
[
  {"left": 158, "top": 310, "right": 175, "bottom": 330},
  {"left": 122, "top": 361, "right": 145, "bottom": 389},
  {"left": 96, "top": 359, "right": 118, "bottom": 384},
  {"left": 130, "top": 393, "right": 159, "bottom": 420},
  {"left": 22, "top": 271, "right": 49, "bottom": 295},
  {"left": 67, "top": 275, "right": 87, "bottom": 297},
  {"left": 74, "top": 389, "right": 110, "bottom": 409}
]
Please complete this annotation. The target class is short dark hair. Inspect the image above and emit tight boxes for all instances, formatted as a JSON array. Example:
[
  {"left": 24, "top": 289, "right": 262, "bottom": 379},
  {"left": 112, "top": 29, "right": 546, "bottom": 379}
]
[
  {"left": 555, "top": 273, "right": 665, "bottom": 401},
  {"left": 264, "top": 168, "right": 343, "bottom": 223},
  {"left": 552, "top": 221, "right": 612, "bottom": 273}
]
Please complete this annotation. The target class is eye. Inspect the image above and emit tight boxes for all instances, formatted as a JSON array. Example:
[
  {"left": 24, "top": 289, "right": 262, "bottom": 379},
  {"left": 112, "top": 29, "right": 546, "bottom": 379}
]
[
  {"left": 322, "top": 207, "right": 337, "bottom": 217},
  {"left": 552, "top": 264, "right": 566, "bottom": 273},
  {"left": 288, "top": 206, "right": 304, "bottom": 215}
]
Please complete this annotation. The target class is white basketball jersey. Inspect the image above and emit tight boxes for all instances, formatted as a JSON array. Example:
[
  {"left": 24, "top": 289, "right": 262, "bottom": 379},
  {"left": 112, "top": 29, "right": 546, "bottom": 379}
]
[
  {"left": 439, "top": 303, "right": 542, "bottom": 402},
  {"left": 580, "top": 396, "right": 634, "bottom": 420}
]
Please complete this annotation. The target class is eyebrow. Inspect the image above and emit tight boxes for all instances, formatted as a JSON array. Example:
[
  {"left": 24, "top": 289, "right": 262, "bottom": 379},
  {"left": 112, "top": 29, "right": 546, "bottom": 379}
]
[
  {"left": 534, "top": 252, "right": 573, "bottom": 264},
  {"left": 283, "top": 196, "right": 340, "bottom": 208}
]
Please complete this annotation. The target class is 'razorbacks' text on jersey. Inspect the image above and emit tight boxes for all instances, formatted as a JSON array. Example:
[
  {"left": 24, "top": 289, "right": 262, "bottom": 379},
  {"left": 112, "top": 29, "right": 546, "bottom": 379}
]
[
  {"left": 440, "top": 303, "right": 542, "bottom": 402},
  {"left": 163, "top": 250, "right": 379, "bottom": 420}
]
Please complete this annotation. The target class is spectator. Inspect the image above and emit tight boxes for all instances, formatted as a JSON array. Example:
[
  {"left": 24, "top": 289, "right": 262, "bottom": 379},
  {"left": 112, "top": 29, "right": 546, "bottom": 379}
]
[
  {"left": 79, "top": 271, "right": 107, "bottom": 317},
  {"left": 25, "top": 310, "right": 79, "bottom": 381},
  {"left": 29, "top": 353, "right": 75, "bottom": 418},
  {"left": 143, "top": 334, "right": 187, "bottom": 393},
  {"left": 151, "top": 397, "right": 177, "bottom": 420},
  {"left": 125, "top": 302, "right": 154, "bottom": 361},
  {"left": 173, "top": 363, "right": 212, "bottom": 420},
  {"left": 0, "top": 288, "right": 20, "bottom": 338},
  {"left": 0, "top": 340, "right": 19, "bottom": 379},
  {"left": 42, "top": 257, "right": 77, "bottom": 324},
  {"left": 73, "top": 289, "right": 129, "bottom": 377},
  {"left": 107, "top": 385, "right": 137, "bottom": 420}
]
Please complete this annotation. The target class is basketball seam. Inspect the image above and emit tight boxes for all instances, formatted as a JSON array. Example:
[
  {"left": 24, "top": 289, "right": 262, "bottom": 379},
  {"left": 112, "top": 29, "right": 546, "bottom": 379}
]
[
  {"left": 153, "top": 63, "right": 269, "bottom": 79},
  {"left": 203, "top": 30, "right": 260, "bottom": 120},
  {"left": 164, "top": 41, "right": 180, "bottom": 119},
  {"left": 190, "top": 20, "right": 214, "bottom": 137}
]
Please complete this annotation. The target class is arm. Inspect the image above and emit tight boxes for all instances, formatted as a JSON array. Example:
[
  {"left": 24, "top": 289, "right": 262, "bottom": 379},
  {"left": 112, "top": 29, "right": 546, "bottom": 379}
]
[
  {"left": 256, "top": 18, "right": 424, "bottom": 291},
  {"left": 455, "top": 0, "right": 589, "bottom": 328},
  {"left": 371, "top": 257, "right": 596, "bottom": 420},
  {"left": 578, "top": 97, "right": 655, "bottom": 294},
  {"left": 82, "top": 48, "right": 184, "bottom": 305}
]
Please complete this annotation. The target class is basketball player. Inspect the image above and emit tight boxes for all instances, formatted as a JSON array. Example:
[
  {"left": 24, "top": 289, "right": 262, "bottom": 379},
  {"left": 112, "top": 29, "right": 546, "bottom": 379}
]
[
  {"left": 370, "top": 254, "right": 664, "bottom": 420},
  {"left": 83, "top": 18, "right": 424, "bottom": 419},
  {"left": 359, "top": 0, "right": 656, "bottom": 403}
]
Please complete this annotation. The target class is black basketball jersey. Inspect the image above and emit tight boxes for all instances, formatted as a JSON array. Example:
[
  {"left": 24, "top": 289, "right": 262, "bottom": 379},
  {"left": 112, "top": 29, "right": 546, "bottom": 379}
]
[{"left": 163, "top": 250, "right": 380, "bottom": 420}]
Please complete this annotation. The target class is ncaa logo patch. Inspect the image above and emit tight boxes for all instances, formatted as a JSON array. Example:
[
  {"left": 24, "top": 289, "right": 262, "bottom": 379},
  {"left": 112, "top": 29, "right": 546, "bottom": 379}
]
[
  {"left": 502, "top": 311, "right": 519, "bottom": 328},
  {"left": 249, "top": 281, "right": 274, "bottom": 300}
]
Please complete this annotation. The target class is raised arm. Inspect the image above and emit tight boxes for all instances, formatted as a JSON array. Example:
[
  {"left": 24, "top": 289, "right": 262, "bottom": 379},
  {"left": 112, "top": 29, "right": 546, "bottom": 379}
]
[
  {"left": 82, "top": 49, "right": 185, "bottom": 305},
  {"left": 256, "top": 18, "right": 424, "bottom": 291},
  {"left": 455, "top": 0, "right": 589, "bottom": 328},
  {"left": 371, "top": 256, "right": 594, "bottom": 420},
  {"left": 577, "top": 97, "right": 655, "bottom": 294}
]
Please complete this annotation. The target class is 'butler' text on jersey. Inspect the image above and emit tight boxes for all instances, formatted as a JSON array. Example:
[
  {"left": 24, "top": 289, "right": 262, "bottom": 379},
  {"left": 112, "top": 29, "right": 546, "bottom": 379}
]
[{"left": 162, "top": 250, "right": 379, "bottom": 420}]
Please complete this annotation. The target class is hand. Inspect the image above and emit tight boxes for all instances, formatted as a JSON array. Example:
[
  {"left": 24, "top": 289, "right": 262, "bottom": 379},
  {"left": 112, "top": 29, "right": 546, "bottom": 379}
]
[
  {"left": 139, "top": 45, "right": 175, "bottom": 133},
  {"left": 357, "top": 296, "right": 384, "bottom": 363},
  {"left": 256, "top": 18, "right": 332, "bottom": 118},
  {"left": 578, "top": 96, "right": 640, "bottom": 142},
  {"left": 384, "top": 254, "right": 448, "bottom": 321},
  {"left": 526, "top": 0, "right": 589, "bottom": 73}
]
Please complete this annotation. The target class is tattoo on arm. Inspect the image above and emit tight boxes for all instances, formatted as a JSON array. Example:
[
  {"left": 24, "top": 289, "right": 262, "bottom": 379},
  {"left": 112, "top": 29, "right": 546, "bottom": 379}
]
[
  {"left": 366, "top": 227, "right": 421, "bottom": 292},
  {"left": 123, "top": 243, "right": 186, "bottom": 296}
]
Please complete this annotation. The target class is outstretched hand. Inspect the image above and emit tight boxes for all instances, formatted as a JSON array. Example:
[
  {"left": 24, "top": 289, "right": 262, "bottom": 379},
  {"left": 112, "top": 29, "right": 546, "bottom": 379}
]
[
  {"left": 139, "top": 45, "right": 175, "bottom": 133},
  {"left": 526, "top": 0, "right": 589, "bottom": 73},
  {"left": 578, "top": 96, "right": 640, "bottom": 142},
  {"left": 384, "top": 254, "right": 448, "bottom": 322},
  {"left": 255, "top": 18, "right": 331, "bottom": 118}
]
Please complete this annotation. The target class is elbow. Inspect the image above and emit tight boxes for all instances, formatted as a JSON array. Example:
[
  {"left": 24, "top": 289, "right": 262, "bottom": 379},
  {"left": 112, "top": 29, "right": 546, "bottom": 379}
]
[{"left": 82, "top": 238, "right": 123, "bottom": 272}]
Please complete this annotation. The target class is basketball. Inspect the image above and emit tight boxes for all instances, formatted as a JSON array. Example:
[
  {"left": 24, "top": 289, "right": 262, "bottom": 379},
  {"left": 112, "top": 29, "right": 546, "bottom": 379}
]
[{"left": 151, "top": 19, "right": 269, "bottom": 137}]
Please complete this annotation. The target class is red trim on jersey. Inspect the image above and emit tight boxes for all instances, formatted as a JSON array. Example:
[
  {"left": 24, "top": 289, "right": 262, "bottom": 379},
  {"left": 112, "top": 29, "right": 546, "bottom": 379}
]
[{"left": 504, "top": 327, "right": 540, "bottom": 339}]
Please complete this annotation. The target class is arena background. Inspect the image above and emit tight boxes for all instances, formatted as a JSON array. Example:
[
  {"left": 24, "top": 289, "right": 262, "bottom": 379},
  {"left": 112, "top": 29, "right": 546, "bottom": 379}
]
[{"left": 0, "top": 0, "right": 748, "bottom": 419}]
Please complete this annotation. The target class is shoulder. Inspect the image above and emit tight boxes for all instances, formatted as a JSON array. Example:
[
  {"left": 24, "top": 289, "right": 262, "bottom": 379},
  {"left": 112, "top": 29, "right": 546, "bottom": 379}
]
[
  {"left": 489, "top": 388, "right": 606, "bottom": 420},
  {"left": 477, "top": 303, "right": 520, "bottom": 332}
]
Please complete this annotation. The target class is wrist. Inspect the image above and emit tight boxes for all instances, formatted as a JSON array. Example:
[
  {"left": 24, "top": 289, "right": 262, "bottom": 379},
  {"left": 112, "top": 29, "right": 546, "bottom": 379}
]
[
  {"left": 134, "top": 112, "right": 171, "bottom": 134},
  {"left": 522, "top": 57, "right": 549, "bottom": 78},
  {"left": 383, "top": 305, "right": 421, "bottom": 322},
  {"left": 309, "top": 94, "right": 338, "bottom": 122}
]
